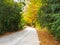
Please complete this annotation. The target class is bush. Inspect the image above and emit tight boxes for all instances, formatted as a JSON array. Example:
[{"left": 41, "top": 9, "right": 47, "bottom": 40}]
[
  {"left": 0, "top": 0, "right": 24, "bottom": 34},
  {"left": 38, "top": 0, "right": 60, "bottom": 42}
]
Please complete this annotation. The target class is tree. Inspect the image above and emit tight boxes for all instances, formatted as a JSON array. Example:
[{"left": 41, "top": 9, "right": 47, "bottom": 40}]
[
  {"left": 38, "top": 0, "right": 60, "bottom": 42},
  {"left": 0, "top": 0, "right": 23, "bottom": 34},
  {"left": 23, "top": 0, "right": 42, "bottom": 27}
]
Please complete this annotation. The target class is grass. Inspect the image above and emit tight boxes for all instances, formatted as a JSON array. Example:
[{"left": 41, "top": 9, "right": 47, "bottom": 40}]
[{"left": 37, "top": 28, "right": 60, "bottom": 45}]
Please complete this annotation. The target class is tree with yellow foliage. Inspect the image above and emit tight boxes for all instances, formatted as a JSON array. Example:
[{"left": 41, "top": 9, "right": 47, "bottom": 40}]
[{"left": 23, "top": 0, "right": 42, "bottom": 27}]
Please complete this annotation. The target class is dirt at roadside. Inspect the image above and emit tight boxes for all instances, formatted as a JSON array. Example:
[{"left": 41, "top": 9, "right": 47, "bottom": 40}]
[{"left": 37, "top": 29, "right": 60, "bottom": 45}]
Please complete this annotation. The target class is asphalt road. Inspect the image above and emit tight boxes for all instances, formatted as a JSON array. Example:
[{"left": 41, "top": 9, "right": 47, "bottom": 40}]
[{"left": 0, "top": 26, "right": 40, "bottom": 45}]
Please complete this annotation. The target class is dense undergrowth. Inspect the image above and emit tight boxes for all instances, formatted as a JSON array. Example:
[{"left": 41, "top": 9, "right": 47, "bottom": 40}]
[
  {"left": 0, "top": 0, "right": 25, "bottom": 34},
  {"left": 38, "top": 0, "right": 60, "bottom": 42}
]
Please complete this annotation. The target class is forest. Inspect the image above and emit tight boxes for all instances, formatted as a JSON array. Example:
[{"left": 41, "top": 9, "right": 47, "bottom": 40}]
[{"left": 0, "top": 0, "right": 60, "bottom": 43}]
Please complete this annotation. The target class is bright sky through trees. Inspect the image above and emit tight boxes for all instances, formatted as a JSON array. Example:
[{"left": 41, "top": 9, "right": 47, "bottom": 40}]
[
  {"left": 14, "top": 0, "right": 25, "bottom": 2},
  {"left": 14, "top": 0, "right": 19, "bottom": 2}
]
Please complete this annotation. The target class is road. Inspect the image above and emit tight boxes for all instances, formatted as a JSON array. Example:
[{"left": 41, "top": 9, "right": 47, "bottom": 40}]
[{"left": 0, "top": 26, "right": 40, "bottom": 45}]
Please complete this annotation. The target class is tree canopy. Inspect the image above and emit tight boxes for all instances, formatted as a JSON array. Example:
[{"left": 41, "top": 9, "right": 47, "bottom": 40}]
[{"left": 0, "top": 0, "right": 24, "bottom": 34}]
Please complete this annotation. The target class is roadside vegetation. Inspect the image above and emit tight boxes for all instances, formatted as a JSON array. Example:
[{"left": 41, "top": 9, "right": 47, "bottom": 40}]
[
  {"left": 0, "top": 0, "right": 60, "bottom": 44},
  {"left": 0, "top": 0, "right": 25, "bottom": 34}
]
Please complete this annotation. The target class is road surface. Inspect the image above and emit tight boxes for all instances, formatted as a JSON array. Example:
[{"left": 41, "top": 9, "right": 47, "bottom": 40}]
[{"left": 0, "top": 26, "right": 40, "bottom": 45}]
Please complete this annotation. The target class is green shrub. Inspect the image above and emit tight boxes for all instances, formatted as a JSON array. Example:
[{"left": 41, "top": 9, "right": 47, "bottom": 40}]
[
  {"left": 0, "top": 0, "right": 24, "bottom": 34},
  {"left": 38, "top": 0, "right": 60, "bottom": 42}
]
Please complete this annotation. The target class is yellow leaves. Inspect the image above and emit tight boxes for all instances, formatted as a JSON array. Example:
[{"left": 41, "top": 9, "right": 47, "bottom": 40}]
[
  {"left": 23, "top": 0, "right": 42, "bottom": 24},
  {"left": 23, "top": 14, "right": 32, "bottom": 23}
]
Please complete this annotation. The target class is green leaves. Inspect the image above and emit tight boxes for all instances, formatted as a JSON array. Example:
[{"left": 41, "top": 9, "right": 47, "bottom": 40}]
[
  {"left": 38, "top": 0, "right": 60, "bottom": 42},
  {"left": 0, "top": 0, "right": 24, "bottom": 34}
]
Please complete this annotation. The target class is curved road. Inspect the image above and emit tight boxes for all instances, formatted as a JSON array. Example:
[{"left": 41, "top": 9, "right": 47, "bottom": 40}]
[{"left": 0, "top": 26, "right": 40, "bottom": 45}]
